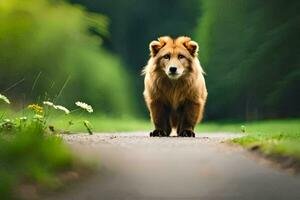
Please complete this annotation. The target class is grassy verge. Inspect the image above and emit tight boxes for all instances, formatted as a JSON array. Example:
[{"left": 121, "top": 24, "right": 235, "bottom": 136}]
[
  {"left": 48, "top": 115, "right": 152, "bottom": 133},
  {"left": 0, "top": 99, "right": 95, "bottom": 199},
  {"left": 0, "top": 119, "right": 91, "bottom": 199},
  {"left": 230, "top": 119, "right": 300, "bottom": 163},
  {"left": 48, "top": 115, "right": 300, "bottom": 137},
  {"left": 197, "top": 119, "right": 300, "bottom": 134},
  {"left": 46, "top": 116, "right": 253, "bottom": 133},
  {"left": 196, "top": 119, "right": 300, "bottom": 167}
]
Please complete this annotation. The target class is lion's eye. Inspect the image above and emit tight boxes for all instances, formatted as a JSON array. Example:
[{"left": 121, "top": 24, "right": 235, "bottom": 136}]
[
  {"left": 178, "top": 54, "right": 185, "bottom": 59},
  {"left": 163, "top": 54, "right": 170, "bottom": 59}
]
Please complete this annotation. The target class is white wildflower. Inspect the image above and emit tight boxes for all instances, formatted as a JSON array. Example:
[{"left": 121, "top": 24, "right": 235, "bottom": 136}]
[
  {"left": 54, "top": 105, "right": 70, "bottom": 114},
  {"left": 75, "top": 101, "right": 93, "bottom": 113},
  {"left": 33, "top": 114, "right": 44, "bottom": 120},
  {"left": 43, "top": 101, "right": 69, "bottom": 114},
  {"left": 20, "top": 117, "right": 27, "bottom": 121},
  {"left": 0, "top": 94, "right": 10, "bottom": 104},
  {"left": 43, "top": 101, "right": 54, "bottom": 107}
]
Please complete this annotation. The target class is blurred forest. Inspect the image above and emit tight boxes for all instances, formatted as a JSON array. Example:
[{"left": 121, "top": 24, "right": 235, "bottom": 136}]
[
  {"left": 0, "top": 0, "right": 135, "bottom": 116},
  {"left": 196, "top": 0, "right": 300, "bottom": 120},
  {"left": 0, "top": 0, "right": 299, "bottom": 120}
]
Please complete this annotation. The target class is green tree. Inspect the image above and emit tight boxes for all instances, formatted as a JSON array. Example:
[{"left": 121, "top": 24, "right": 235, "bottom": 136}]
[
  {"left": 0, "top": 0, "right": 136, "bottom": 116},
  {"left": 195, "top": 0, "right": 300, "bottom": 120}
]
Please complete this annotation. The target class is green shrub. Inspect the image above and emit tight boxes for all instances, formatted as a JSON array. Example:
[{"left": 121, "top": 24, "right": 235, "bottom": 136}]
[
  {"left": 0, "top": 120, "right": 74, "bottom": 199},
  {"left": 0, "top": 0, "right": 136, "bottom": 117}
]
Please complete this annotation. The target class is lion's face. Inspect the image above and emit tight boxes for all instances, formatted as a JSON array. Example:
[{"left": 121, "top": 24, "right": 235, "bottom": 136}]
[
  {"left": 157, "top": 47, "right": 191, "bottom": 79},
  {"left": 149, "top": 36, "right": 199, "bottom": 80}
]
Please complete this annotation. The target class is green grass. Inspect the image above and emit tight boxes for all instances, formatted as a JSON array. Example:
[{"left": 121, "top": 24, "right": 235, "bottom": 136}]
[
  {"left": 196, "top": 121, "right": 243, "bottom": 133},
  {"left": 230, "top": 119, "right": 300, "bottom": 160},
  {"left": 48, "top": 115, "right": 152, "bottom": 132},
  {"left": 0, "top": 107, "right": 93, "bottom": 199},
  {"left": 48, "top": 115, "right": 300, "bottom": 136},
  {"left": 197, "top": 119, "right": 300, "bottom": 134},
  {"left": 46, "top": 115, "right": 254, "bottom": 133},
  {"left": 196, "top": 119, "right": 300, "bottom": 162}
]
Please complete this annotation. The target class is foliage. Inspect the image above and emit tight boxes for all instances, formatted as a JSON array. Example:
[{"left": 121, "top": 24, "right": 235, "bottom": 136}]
[
  {"left": 1, "top": 0, "right": 299, "bottom": 120},
  {"left": 0, "top": 0, "right": 135, "bottom": 117},
  {"left": 196, "top": 119, "right": 300, "bottom": 134},
  {"left": 0, "top": 118, "right": 73, "bottom": 199},
  {"left": 48, "top": 114, "right": 152, "bottom": 132},
  {"left": 0, "top": 96, "right": 94, "bottom": 199},
  {"left": 198, "top": 118, "right": 300, "bottom": 163},
  {"left": 195, "top": 0, "right": 300, "bottom": 120},
  {"left": 232, "top": 119, "right": 300, "bottom": 161}
]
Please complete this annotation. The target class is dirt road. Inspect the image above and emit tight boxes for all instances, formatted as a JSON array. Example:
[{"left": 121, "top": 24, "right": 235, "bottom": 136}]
[{"left": 46, "top": 132, "right": 300, "bottom": 200}]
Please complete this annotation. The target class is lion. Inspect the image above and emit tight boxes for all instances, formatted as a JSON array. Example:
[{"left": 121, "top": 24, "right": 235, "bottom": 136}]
[{"left": 142, "top": 36, "right": 207, "bottom": 137}]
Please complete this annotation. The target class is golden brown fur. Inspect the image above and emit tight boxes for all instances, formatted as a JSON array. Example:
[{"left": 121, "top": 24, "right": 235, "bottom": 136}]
[{"left": 143, "top": 36, "right": 207, "bottom": 137}]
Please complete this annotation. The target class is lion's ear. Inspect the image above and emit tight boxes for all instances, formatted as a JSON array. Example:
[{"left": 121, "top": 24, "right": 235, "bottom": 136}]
[
  {"left": 149, "top": 36, "right": 169, "bottom": 57},
  {"left": 149, "top": 40, "right": 162, "bottom": 57},
  {"left": 184, "top": 40, "right": 199, "bottom": 57}
]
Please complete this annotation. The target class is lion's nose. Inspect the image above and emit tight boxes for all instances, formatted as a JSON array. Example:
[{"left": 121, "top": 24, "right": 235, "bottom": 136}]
[{"left": 169, "top": 66, "right": 177, "bottom": 74}]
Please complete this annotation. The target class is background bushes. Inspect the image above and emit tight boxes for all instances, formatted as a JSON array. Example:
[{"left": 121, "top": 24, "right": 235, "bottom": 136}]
[
  {"left": 1, "top": 0, "right": 299, "bottom": 120},
  {"left": 0, "top": 0, "right": 135, "bottom": 116},
  {"left": 195, "top": 0, "right": 300, "bottom": 120}
]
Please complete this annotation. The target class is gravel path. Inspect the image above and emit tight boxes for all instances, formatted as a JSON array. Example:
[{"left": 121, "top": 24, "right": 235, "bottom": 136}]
[{"left": 47, "top": 132, "right": 300, "bottom": 200}]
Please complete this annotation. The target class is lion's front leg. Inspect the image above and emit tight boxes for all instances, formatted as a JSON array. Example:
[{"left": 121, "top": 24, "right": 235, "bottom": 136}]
[
  {"left": 177, "top": 101, "right": 203, "bottom": 137},
  {"left": 149, "top": 100, "right": 172, "bottom": 137}
]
